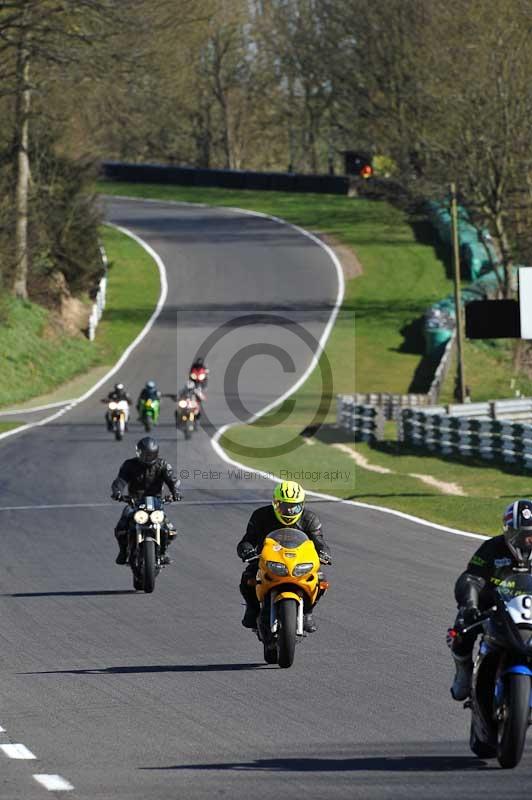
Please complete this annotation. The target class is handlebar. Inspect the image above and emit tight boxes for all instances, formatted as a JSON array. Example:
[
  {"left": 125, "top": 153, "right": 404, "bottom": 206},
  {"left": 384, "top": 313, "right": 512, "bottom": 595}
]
[
  {"left": 459, "top": 606, "right": 497, "bottom": 635},
  {"left": 112, "top": 494, "right": 180, "bottom": 504}
]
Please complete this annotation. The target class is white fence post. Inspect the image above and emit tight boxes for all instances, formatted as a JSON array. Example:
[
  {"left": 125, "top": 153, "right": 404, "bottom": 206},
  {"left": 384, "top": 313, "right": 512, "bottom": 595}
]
[{"left": 87, "top": 244, "right": 108, "bottom": 340}]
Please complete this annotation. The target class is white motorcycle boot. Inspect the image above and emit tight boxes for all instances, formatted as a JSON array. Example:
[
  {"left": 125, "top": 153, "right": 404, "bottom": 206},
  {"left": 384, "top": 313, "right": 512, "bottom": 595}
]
[{"left": 451, "top": 653, "right": 473, "bottom": 701}]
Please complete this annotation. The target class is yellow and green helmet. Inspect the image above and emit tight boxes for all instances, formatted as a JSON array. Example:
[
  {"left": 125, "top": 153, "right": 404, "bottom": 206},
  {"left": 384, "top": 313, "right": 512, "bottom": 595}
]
[{"left": 272, "top": 481, "right": 305, "bottom": 526}]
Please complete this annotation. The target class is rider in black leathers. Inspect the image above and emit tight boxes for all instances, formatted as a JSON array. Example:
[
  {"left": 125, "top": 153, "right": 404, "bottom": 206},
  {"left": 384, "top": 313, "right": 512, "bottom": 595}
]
[
  {"left": 111, "top": 437, "right": 181, "bottom": 565},
  {"left": 237, "top": 481, "right": 331, "bottom": 633},
  {"left": 449, "top": 498, "right": 532, "bottom": 701}
]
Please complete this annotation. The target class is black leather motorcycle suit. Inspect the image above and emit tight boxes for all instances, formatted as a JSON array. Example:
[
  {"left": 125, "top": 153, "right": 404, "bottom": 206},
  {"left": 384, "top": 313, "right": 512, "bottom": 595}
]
[
  {"left": 452, "top": 534, "right": 523, "bottom": 656},
  {"left": 237, "top": 505, "right": 330, "bottom": 612},
  {"left": 107, "top": 389, "right": 132, "bottom": 404},
  {"left": 111, "top": 458, "right": 180, "bottom": 543}
]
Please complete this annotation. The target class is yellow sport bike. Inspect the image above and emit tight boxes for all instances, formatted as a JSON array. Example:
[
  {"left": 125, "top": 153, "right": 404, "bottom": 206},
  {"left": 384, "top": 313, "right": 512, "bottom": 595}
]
[{"left": 251, "top": 528, "right": 328, "bottom": 668}]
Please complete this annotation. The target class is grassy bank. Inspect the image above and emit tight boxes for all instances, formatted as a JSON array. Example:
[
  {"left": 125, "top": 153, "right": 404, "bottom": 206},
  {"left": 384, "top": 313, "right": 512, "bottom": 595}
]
[
  {"left": 0, "top": 224, "right": 159, "bottom": 409},
  {"left": 0, "top": 421, "right": 25, "bottom": 434}
]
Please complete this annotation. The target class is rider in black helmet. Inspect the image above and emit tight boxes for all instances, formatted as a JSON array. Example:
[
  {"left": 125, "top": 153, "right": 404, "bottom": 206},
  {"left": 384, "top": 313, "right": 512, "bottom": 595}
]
[
  {"left": 448, "top": 498, "right": 532, "bottom": 701},
  {"left": 110, "top": 437, "right": 181, "bottom": 565}
]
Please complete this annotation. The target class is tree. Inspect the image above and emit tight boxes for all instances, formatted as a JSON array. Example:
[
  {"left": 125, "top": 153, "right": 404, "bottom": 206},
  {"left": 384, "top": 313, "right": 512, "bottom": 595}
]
[{"left": 0, "top": 0, "right": 131, "bottom": 298}]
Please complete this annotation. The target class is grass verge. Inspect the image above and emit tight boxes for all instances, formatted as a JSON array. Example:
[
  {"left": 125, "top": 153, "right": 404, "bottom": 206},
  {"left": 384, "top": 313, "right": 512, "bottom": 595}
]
[
  {"left": 0, "top": 421, "right": 25, "bottom": 434},
  {"left": 0, "top": 224, "right": 159, "bottom": 409}
]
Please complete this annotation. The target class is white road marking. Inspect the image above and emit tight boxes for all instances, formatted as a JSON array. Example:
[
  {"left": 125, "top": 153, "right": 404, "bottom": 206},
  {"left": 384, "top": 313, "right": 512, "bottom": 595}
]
[
  {"left": 1, "top": 743, "right": 36, "bottom": 759},
  {"left": 33, "top": 774, "right": 74, "bottom": 792},
  {"left": 0, "top": 726, "right": 5, "bottom": 732},
  {"left": 0, "top": 400, "right": 73, "bottom": 416},
  {"left": 0, "top": 502, "right": 114, "bottom": 512},
  {"left": 0, "top": 499, "right": 270, "bottom": 513}
]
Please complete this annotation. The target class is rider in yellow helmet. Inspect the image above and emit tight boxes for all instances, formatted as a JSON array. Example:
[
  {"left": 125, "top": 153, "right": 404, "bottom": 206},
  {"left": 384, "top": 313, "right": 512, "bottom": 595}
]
[{"left": 237, "top": 480, "right": 331, "bottom": 633}]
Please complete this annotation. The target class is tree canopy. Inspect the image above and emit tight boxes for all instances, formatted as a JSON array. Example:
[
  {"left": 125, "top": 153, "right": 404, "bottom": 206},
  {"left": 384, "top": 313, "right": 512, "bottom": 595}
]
[{"left": 1, "top": 0, "right": 532, "bottom": 300}]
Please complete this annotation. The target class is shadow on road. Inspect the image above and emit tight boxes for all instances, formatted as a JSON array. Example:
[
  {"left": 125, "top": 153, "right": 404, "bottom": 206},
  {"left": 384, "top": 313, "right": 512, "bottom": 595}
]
[
  {"left": 139, "top": 754, "right": 488, "bottom": 773},
  {"left": 21, "top": 662, "right": 268, "bottom": 675},
  {"left": 7, "top": 590, "right": 136, "bottom": 597}
]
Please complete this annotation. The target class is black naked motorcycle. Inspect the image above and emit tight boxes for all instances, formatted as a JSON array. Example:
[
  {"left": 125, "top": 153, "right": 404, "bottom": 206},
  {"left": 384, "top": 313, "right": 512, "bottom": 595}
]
[
  {"left": 122, "top": 495, "right": 175, "bottom": 593},
  {"left": 457, "top": 571, "right": 532, "bottom": 768}
]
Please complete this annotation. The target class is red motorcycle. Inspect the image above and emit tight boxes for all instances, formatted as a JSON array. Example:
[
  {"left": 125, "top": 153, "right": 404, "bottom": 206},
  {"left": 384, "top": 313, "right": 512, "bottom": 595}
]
[{"left": 189, "top": 366, "right": 208, "bottom": 389}]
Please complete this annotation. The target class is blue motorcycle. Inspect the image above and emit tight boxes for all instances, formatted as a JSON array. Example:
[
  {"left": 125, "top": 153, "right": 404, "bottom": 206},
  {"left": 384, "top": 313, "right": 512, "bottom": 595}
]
[{"left": 465, "top": 571, "right": 532, "bottom": 768}]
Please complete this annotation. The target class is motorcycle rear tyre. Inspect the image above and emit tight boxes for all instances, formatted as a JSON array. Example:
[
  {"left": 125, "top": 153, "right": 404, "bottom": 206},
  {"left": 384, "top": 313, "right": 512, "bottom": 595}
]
[
  {"left": 144, "top": 417, "right": 152, "bottom": 432},
  {"left": 469, "top": 726, "right": 496, "bottom": 759},
  {"left": 496, "top": 673, "right": 530, "bottom": 768},
  {"left": 277, "top": 599, "right": 297, "bottom": 668},
  {"left": 142, "top": 540, "right": 156, "bottom": 594}
]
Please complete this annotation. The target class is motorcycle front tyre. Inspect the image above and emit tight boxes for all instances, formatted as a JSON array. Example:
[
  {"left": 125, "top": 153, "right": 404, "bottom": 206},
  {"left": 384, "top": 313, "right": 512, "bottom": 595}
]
[
  {"left": 263, "top": 644, "right": 278, "bottom": 664},
  {"left": 277, "top": 598, "right": 297, "bottom": 668},
  {"left": 142, "top": 539, "right": 156, "bottom": 594},
  {"left": 496, "top": 673, "right": 530, "bottom": 768}
]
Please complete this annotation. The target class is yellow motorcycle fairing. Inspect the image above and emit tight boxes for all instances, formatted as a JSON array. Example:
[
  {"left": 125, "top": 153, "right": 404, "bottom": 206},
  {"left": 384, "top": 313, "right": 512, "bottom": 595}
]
[
  {"left": 273, "top": 590, "right": 302, "bottom": 603},
  {"left": 255, "top": 528, "right": 321, "bottom": 610}
]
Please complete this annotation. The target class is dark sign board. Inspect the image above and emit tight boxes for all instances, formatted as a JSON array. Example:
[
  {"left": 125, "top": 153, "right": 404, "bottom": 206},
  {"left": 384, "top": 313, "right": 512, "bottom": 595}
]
[{"left": 465, "top": 299, "right": 520, "bottom": 338}]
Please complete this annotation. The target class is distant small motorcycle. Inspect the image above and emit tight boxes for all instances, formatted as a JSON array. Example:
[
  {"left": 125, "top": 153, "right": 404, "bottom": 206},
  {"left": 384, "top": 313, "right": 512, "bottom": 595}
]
[
  {"left": 175, "top": 395, "right": 200, "bottom": 439},
  {"left": 189, "top": 366, "right": 208, "bottom": 390},
  {"left": 107, "top": 400, "right": 129, "bottom": 441},
  {"left": 138, "top": 397, "right": 160, "bottom": 432}
]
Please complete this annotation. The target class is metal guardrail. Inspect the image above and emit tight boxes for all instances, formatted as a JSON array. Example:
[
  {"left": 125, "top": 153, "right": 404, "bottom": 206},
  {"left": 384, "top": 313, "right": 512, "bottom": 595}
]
[
  {"left": 87, "top": 245, "right": 108, "bottom": 341},
  {"left": 337, "top": 396, "right": 385, "bottom": 442},
  {"left": 345, "top": 393, "right": 434, "bottom": 422},
  {"left": 398, "top": 401, "right": 532, "bottom": 469}
]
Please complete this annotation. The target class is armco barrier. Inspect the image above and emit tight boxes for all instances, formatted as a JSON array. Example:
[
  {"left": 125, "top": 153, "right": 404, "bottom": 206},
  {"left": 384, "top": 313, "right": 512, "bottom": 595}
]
[
  {"left": 342, "top": 393, "right": 435, "bottom": 422},
  {"left": 101, "top": 161, "right": 349, "bottom": 195},
  {"left": 398, "top": 401, "right": 532, "bottom": 469},
  {"left": 337, "top": 396, "right": 385, "bottom": 442}
]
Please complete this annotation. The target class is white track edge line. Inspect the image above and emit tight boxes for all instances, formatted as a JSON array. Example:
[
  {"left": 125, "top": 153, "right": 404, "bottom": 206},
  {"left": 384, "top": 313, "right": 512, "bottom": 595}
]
[
  {"left": 208, "top": 205, "right": 486, "bottom": 543},
  {"left": 0, "top": 223, "right": 168, "bottom": 443},
  {"left": 33, "top": 774, "right": 74, "bottom": 792},
  {"left": 0, "top": 400, "right": 74, "bottom": 416}
]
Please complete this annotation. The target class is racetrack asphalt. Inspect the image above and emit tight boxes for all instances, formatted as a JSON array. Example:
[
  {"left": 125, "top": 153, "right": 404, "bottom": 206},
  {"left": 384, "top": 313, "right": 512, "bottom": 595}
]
[{"left": 0, "top": 196, "right": 530, "bottom": 799}]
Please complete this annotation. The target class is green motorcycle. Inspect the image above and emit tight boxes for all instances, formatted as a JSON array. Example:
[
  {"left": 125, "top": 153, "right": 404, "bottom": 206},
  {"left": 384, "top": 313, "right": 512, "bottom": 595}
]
[{"left": 138, "top": 397, "right": 160, "bottom": 431}]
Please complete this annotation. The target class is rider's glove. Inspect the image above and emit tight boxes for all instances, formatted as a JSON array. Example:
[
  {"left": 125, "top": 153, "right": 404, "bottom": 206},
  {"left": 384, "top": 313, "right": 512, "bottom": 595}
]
[
  {"left": 111, "top": 490, "right": 122, "bottom": 501},
  {"left": 239, "top": 542, "right": 257, "bottom": 561},
  {"left": 318, "top": 549, "right": 332, "bottom": 565},
  {"left": 458, "top": 605, "right": 481, "bottom": 629}
]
